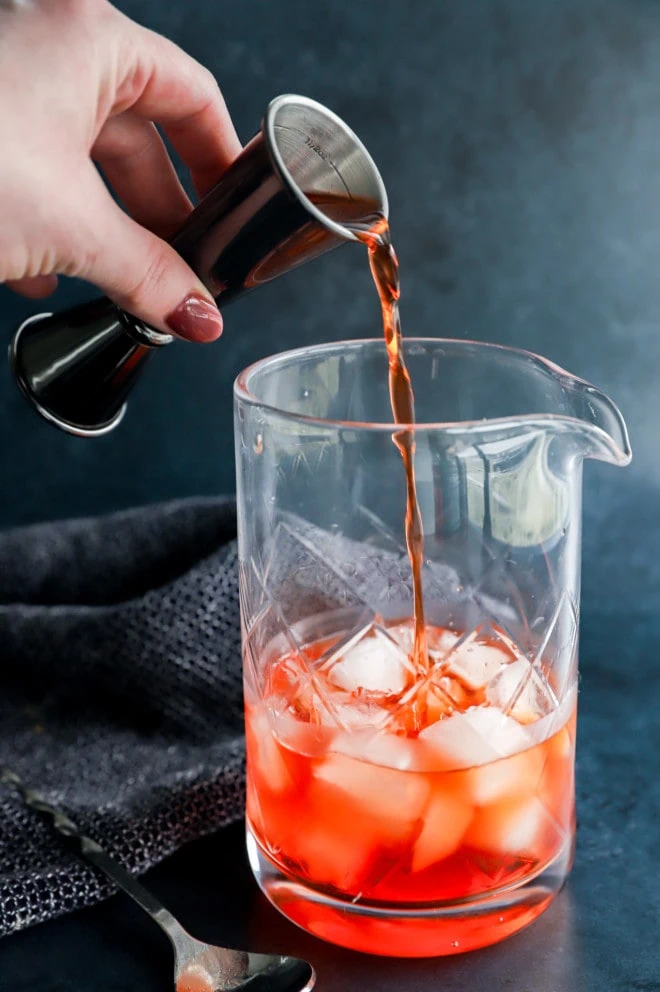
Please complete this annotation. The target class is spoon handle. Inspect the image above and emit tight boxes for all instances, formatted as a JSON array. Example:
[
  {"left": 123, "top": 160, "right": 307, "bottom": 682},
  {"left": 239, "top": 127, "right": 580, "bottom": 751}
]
[{"left": 1, "top": 767, "right": 191, "bottom": 950}]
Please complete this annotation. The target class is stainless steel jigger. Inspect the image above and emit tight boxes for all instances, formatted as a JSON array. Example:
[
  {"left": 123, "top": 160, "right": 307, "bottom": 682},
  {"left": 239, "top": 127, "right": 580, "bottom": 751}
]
[{"left": 10, "top": 94, "right": 387, "bottom": 437}]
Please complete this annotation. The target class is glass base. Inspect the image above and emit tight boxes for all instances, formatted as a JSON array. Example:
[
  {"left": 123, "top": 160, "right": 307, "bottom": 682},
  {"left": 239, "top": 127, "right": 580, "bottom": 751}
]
[{"left": 247, "top": 825, "right": 574, "bottom": 958}]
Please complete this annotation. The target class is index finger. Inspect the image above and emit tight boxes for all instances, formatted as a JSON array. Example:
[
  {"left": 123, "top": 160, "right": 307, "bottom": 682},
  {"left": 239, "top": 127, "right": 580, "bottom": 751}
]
[{"left": 117, "top": 23, "right": 242, "bottom": 196}]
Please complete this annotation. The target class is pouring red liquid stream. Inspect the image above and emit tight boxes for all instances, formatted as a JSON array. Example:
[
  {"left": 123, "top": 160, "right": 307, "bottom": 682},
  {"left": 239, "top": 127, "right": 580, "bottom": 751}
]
[
  {"left": 359, "top": 220, "right": 428, "bottom": 675},
  {"left": 309, "top": 194, "right": 428, "bottom": 673}
]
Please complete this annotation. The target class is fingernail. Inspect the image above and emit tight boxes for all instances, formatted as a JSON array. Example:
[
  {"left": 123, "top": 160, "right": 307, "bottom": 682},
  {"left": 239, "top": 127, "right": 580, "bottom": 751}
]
[{"left": 165, "top": 294, "right": 223, "bottom": 342}]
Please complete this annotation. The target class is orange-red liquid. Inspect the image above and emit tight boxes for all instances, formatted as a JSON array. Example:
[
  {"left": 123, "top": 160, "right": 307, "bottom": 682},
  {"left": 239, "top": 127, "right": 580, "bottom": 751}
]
[
  {"left": 245, "top": 622, "right": 575, "bottom": 956},
  {"left": 309, "top": 194, "right": 428, "bottom": 673}
]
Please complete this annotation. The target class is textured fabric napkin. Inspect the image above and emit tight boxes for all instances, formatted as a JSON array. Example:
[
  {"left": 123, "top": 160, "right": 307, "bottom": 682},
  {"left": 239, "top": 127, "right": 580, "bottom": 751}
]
[{"left": 0, "top": 497, "right": 245, "bottom": 938}]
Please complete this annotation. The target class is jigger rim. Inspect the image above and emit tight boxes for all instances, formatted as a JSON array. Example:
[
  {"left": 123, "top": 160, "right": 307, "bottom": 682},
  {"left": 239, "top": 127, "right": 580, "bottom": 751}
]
[
  {"left": 264, "top": 94, "right": 389, "bottom": 243},
  {"left": 9, "top": 313, "right": 127, "bottom": 437}
]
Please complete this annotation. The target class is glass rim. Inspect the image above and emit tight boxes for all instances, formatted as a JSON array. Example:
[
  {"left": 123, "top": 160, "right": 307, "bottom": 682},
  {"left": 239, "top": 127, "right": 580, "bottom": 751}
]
[{"left": 233, "top": 335, "right": 614, "bottom": 438}]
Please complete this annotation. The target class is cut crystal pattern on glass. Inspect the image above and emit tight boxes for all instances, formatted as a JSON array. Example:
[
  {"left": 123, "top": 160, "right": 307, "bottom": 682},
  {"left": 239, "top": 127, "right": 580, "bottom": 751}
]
[
  {"left": 531, "top": 590, "right": 579, "bottom": 701},
  {"left": 238, "top": 558, "right": 267, "bottom": 637},
  {"left": 261, "top": 513, "right": 464, "bottom": 621},
  {"left": 244, "top": 515, "right": 579, "bottom": 742},
  {"left": 262, "top": 520, "right": 372, "bottom": 626}
]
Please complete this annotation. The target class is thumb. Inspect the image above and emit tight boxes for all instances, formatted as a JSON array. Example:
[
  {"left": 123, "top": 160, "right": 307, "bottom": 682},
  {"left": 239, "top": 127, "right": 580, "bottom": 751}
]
[{"left": 77, "top": 173, "right": 222, "bottom": 343}]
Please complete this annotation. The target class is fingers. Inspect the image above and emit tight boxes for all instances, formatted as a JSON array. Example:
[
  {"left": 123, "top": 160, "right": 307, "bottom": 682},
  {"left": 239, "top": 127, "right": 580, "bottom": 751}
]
[
  {"left": 77, "top": 166, "right": 222, "bottom": 342},
  {"left": 5, "top": 274, "right": 59, "bottom": 299},
  {"left": 93, "top": 112, "right": 192, "bottom": 240},
  {"left": 115, "top": 21, "right": 242, "bottom": 196}
]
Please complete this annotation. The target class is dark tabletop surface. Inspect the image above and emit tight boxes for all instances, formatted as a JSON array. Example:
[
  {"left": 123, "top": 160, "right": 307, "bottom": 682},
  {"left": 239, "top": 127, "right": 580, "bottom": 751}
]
[{"left": 1, "top": 612, "right": 657, "bottom": 991}]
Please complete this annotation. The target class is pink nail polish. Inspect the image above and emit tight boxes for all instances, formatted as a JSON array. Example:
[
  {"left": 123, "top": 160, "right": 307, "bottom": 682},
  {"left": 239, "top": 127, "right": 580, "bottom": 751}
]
[{"left": 165, "top": 294, "right": 223, "bottom": 342}]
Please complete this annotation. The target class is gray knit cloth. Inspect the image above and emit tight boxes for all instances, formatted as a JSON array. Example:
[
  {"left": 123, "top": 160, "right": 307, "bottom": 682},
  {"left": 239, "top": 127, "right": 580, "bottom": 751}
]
[{"left": 0, "top": 497, "right": 245, "bottom": 938}]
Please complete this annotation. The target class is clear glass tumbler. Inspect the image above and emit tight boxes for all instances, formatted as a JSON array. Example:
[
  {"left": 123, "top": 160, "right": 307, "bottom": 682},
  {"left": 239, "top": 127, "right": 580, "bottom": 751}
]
[{"left": 234, "top": 338, "right": 630, "bottom": 957}]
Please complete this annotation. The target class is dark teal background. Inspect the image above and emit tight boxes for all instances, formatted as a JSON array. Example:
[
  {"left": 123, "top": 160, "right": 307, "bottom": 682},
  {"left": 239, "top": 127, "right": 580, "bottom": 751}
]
[{"left": 0, "top": 0, "right": 653, "bottom": 615}]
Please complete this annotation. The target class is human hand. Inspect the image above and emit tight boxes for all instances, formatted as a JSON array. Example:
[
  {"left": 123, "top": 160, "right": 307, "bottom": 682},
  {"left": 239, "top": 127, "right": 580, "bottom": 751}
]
[{"left": 0, "top": 0, "right": 242, "bottom": 341}]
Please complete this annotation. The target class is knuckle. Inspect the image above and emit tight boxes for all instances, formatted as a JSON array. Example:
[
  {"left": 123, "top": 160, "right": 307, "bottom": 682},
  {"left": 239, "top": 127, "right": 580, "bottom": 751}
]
[
  {"left": 60, "top": 243, "right": 101, "bottom": 281},
  {"left": 198, "top": 65, "right": 220, "bottom": 98},
  {"left": 1, "top": 226, "right": 66, "bottom": 283},
  {"left": 123, "top": 58, "right": 154, "bottom": 101},
  {"left": 119, "top": 241, "right": 171, "bottom": 309},
  {"left": 53, "top": 0, "right": 103, "bottom": 19},
  {"left": 94, "top": 117, "right": 155, "bottom": 164},
  {"left": 198, "top": 68, "right": 224, "bottom": 117}
]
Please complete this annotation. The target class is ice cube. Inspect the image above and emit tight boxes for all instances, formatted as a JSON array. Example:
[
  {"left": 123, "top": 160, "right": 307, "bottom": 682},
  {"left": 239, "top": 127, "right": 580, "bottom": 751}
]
[
  {"left": 327, "top": 631, "right": 408, "bottom": 694},
  {"left": 329, "top": 698, "right": 390, "bottom": 730},
  {"left": 386, "top": 620, "right": 415, "bottom": 653},
  {"left": 306, "top": 684, "right": 391, "bottom": 732},
  {"left": 486, "top": 658, "right": 557, "bottom": 723},
  {"left": 246, "top": 707, "right": 293, "bottom": 793},
  {"left": 445, "top": 639, "right": 511, "bottom": 691},
  {"left": 286, "top": 814, "right": 369, "bottom": 893},
  {"left": 427, "top": 631, "right": 461, "bottom": 669},
  {"left": 464, "top": 705, "right": 531, "bottom": 755},
  {"left": 272, "top": 707, "right": 334, "bottom": 757},
  {"left": 412, "top": 791, "right": 473, "bottom": 871},
  {"left": 464, "top": 748, "right": 545, "bottom": 806},
  {"left": 537, "top": 736, "right": 575, "bottom": 834},
  {"left": 425, "top": 677, "right": 461, "bottom": 721},
  {"left": 430, "top": 628, "right": 460, "bottom": 655},
  {"left": 331, "top": 729, "right": 418, "bottom": 771},
  {"left": 297, "top": 750, "right": 430, "bottom": 891},
  {"left": 420, "top": 710, "right": 499, "bottom": 769},
  {"left": 314, "top": 751, "right": 429, "bottom": 824},
  {"left": 420, "top": 705, "right": 530, "bottom": 770},
  {"left": 525, "top": 683, "right": 577, "bottom": 746},
  {"left": 465, "top": 795, "right": 551, "bottom": 854},
  {"left": 280, "top": 667, "right": 387, "bottom": 732},
  {"left": 282, "top": 674, "right": 333, "bottom": 723}
]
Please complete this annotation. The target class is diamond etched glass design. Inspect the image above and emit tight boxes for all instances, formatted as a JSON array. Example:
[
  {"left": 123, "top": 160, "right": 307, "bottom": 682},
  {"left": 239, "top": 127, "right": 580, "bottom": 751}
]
[
  {"left": 245, "top": 515, "right": 579, "bottom": 735},
  {"left": 235, "top": 335, "right": 628, "bottom": 956}
]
